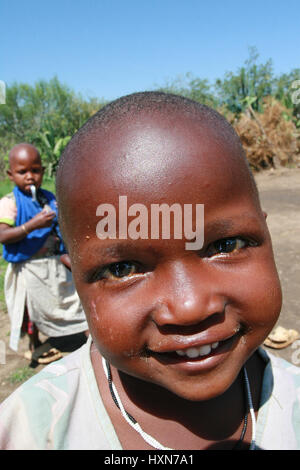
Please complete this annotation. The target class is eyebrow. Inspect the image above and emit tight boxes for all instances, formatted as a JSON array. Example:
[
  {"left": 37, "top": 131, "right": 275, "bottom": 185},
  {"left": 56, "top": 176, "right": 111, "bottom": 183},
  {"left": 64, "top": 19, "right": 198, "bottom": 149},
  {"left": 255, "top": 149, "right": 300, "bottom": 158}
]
[
  {"left": 85, "top": 240, "right": 160, "bottom": 261},
  {"left": 98, "top": 243, "right": 135, "bottom": 258},
  {"left": 204, "top": 213, "right": 262, "bottom": 238},
  {"left": 204, "top": 219, "right": 234, "bottom": 235}
]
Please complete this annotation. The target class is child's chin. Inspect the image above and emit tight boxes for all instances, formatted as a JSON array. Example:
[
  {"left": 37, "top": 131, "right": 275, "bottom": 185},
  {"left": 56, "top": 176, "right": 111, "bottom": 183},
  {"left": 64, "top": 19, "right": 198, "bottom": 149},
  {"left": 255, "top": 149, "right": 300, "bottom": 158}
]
[
  {"left": 188, "top": 389, "right": 227, "bottom": 402},
  {"left": 160, "top": 375, "right": 233, "bottom": 403}
]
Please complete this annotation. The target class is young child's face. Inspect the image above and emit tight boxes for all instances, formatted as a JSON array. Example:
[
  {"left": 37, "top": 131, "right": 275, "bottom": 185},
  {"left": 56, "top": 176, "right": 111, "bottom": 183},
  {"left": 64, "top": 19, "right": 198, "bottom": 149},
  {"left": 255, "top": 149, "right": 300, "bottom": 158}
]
[
  {"left": 7, "top": 145, "right": 44, "bottom": 194},
  {"left": 63, "top": 112, "right": 282, "bottom": 402}
]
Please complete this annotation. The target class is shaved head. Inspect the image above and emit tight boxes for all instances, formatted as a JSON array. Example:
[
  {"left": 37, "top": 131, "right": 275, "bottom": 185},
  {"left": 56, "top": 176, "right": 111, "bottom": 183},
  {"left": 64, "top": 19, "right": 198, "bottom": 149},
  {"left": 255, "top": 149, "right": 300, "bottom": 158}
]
[
  {"left": 56, "top": 91, "right": 258, "bottom": 245},
  {"left": 9, "top": 143, "right": 41, "bottom": 168},
  {"left": 57, "top": 91, "right": 245, "bottom": 174}
]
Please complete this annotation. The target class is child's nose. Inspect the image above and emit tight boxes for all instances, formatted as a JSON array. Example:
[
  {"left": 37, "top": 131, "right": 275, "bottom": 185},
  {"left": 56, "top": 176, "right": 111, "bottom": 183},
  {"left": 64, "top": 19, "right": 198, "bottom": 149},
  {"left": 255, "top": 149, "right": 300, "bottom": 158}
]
[{"left": 151, "top": 266, "right": 226, "bottom": 327}]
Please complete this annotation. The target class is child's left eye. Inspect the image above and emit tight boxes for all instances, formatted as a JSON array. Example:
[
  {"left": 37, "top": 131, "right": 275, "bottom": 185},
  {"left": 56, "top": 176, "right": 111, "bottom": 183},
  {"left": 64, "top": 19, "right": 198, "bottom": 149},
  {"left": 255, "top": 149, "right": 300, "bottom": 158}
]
[{"left": 207, "top": 237, "right": 251, "bottom": 256}]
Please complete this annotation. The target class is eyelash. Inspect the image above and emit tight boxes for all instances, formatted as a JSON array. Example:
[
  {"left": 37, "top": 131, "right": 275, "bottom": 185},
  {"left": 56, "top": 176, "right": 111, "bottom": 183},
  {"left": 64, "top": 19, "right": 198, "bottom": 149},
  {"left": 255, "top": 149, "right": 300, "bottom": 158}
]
[
  {"left": 206, "top": 236, "right": 257, "bottom": 258},
  {"left": 94, "top": 237, "right": 257, "bottom": 282},
  {"left": 94, "top": 261, "right": 143, "bottom": 282}
]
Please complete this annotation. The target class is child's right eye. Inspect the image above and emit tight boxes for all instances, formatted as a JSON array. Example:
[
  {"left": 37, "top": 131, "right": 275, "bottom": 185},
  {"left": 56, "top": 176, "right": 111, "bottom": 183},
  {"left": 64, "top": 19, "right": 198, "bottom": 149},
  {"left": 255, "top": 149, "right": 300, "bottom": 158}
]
[{"left": 94, "top": 261, "right": 142, "bottom": 281}]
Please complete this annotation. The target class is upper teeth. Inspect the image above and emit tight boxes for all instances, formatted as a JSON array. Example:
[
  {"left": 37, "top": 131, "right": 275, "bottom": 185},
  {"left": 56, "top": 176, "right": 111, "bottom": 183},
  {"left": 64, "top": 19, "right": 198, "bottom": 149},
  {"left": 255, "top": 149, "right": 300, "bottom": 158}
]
[{"left": 176, "top": 342, "right": 219, "bottom": 358}]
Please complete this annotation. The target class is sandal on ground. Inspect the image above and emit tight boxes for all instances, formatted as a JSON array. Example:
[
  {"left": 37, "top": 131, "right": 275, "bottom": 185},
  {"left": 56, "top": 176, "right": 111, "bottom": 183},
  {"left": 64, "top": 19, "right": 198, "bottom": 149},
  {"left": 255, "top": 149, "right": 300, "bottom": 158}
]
[
  {"left": 37, "top": 348, "right": 63, "bottom": 364},
  {"left": 264, "top": 326, "right": 300, "bottom": 349},
  {"left": 24, "top": 350, "right": 33, "bottom": 361},
  {"left": 31, "top": 341, "right": 63, "bottom": 364}
]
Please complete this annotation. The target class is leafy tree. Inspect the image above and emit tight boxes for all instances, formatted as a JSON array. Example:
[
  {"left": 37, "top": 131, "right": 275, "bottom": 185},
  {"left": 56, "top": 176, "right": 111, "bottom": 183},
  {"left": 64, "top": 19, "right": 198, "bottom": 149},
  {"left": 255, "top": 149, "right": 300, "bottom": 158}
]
[
  {"left": 273, "top": 69, "right": 300, "bottom": 126},
  {"left": 215, "top": 47, "right": 274, "bottom": 113},
  {"left": 157, "top": 72, "right": 217, "bottom": 108},
  {"left": 0, "top": 77, "right": 105, "bottom": 176}
]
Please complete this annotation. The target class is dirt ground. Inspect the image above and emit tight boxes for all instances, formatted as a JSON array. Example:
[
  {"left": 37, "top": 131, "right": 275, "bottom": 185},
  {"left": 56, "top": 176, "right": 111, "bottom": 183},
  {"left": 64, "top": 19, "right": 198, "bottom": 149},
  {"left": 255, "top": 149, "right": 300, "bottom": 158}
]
[{"left": 0, "top": 167, "right": 300, "bottom": 404}]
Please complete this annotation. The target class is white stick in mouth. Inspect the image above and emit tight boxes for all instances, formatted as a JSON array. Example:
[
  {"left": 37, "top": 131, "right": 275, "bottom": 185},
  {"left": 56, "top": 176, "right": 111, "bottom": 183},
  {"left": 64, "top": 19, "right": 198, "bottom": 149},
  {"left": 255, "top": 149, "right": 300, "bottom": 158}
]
[{"left": 30, "top": 185, "right": 37, "bottom": 202}]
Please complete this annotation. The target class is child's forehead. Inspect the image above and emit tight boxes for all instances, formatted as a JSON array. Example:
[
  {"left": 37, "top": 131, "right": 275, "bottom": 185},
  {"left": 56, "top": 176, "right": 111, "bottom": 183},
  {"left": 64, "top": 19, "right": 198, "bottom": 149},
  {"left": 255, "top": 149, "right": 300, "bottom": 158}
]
[
  {"left": 79, "top": 110, "right": 239, "bottom": 166},
  {"left": 9, "top": 145, "right": 41, "bottom": 167},
  {"left": 72, "top": 112, "right": 250, "bottom": 198}
]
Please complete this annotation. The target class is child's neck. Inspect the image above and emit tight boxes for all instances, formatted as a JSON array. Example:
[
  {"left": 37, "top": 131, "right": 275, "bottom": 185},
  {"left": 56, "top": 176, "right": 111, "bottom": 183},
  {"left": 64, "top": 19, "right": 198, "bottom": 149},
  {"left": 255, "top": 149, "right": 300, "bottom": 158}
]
[{"left": 92, "top": 347, "right": 265, "bottom": 450}]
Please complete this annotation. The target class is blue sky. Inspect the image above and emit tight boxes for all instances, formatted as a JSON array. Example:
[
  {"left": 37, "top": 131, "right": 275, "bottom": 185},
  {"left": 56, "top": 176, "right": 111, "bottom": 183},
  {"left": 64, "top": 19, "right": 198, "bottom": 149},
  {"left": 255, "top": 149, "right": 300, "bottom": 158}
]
[{"left": 1, "top": 0, "right": 299, "bottom": 101}]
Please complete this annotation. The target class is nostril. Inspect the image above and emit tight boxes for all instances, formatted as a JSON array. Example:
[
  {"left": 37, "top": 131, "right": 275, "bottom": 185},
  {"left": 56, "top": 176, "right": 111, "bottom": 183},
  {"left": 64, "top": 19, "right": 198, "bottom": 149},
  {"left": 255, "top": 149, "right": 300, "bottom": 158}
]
[
  {"left": 151, "top": 302, "right": 173, "bottom": 327},
  {"left": 153, "top": 311, "right": 226, "bottom": 336}
]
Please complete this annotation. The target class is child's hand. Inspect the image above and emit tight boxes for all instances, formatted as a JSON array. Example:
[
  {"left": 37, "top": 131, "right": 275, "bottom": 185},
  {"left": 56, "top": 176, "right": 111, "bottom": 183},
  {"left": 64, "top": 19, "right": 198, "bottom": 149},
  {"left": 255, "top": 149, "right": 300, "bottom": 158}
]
[
  {"left": 0, "top": 209, "right": 56, "bottom": 244},
  {"left": 27, "top": 208, "right": 56, "bottom": 231}
]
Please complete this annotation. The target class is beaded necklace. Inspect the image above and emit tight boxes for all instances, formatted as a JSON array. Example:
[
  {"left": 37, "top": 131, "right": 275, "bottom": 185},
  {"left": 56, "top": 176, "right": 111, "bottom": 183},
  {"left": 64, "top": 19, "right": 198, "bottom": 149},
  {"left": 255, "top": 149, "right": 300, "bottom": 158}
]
[{"left": 102, "top": 358, "right": 256, "bottom": 450}]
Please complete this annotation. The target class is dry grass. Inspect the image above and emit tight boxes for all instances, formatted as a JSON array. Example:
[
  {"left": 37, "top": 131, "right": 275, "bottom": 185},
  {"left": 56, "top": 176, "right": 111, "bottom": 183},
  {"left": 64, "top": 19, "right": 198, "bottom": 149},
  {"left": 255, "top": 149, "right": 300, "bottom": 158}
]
[{"left": 231, "top": 98, "right": 299, "bottom": 171}]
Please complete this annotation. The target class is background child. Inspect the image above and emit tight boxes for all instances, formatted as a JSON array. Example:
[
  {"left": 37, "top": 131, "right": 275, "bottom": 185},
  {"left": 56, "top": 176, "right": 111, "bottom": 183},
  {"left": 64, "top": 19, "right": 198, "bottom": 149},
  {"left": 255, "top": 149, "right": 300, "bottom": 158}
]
[
  {"left": 0, "top": 143, "right": 88, "bottom": 363},
  {"left": 0, "top": 93, "right": 299, "bottom": 449}
]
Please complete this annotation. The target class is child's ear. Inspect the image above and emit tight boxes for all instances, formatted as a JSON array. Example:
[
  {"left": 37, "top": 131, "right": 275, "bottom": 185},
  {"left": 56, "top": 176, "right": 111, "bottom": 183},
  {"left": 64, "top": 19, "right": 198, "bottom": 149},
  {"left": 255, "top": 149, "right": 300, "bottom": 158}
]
[
  {"left": 263, "top": 211, "right": 268, "bottom": 220},
  {"left": 6, "top": 169, "right": 13, "bottom": 181},
  {"left": 60, "top": 254, "right": 72, "bottom": 271}
]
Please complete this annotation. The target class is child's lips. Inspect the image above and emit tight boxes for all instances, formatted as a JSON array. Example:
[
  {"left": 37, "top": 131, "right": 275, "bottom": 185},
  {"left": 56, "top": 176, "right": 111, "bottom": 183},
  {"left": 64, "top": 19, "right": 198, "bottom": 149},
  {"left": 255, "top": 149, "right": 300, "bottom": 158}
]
[{"left": 147, "top": 329, "right": 242, "bottom": 365}]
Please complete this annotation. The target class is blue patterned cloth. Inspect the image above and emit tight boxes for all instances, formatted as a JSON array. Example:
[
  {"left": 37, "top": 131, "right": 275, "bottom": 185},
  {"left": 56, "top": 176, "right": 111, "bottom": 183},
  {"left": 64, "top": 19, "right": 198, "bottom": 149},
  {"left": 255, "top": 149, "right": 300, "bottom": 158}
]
[{"left": 2, "top": 186, "right": 65, "bottom": 263}]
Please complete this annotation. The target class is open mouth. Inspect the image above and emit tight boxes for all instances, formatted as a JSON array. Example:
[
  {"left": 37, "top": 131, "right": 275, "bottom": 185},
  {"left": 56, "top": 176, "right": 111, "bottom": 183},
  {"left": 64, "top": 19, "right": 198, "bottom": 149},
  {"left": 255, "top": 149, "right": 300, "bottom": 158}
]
[
  {"left": 148, "top": 332, "right": 241, "bottom": 364},
  {"left": 174, "top": 341, "right": 220, "bottom": 358}
]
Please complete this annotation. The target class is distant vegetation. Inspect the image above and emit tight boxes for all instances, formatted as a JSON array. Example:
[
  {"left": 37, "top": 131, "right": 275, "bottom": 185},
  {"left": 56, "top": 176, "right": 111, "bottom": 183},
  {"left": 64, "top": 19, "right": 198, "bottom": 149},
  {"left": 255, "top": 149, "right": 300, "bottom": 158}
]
[
  {"left": 0, "top": 77, "right": 104, "bottom": 178},
  {"left": 1, "top": 47, "right": 299, "bottom": 175}
]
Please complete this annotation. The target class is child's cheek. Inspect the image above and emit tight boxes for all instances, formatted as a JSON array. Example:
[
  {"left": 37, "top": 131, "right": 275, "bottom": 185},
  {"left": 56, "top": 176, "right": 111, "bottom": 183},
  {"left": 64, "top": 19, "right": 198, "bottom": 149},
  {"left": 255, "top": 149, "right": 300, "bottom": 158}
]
[
  {"left": 241, "top": 260, "right": 282, "bottom": 337},
  {"left": 86, "top": 294, "right": 147, "bottom": 360},
  {"left": 88, "top": 297, "right": 119, "bottom": 349}
]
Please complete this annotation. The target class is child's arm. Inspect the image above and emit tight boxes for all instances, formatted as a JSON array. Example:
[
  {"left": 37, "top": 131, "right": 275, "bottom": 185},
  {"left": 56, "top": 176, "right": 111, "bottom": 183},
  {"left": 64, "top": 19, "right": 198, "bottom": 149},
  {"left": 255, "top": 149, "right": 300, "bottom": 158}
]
[{"left": 0, "top": 208, "right": 56, "bottom": 244}]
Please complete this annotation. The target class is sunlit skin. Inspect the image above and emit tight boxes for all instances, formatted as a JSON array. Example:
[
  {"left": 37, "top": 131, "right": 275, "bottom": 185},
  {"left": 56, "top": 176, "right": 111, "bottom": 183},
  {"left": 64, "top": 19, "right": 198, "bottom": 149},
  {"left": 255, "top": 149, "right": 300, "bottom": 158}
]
[{"left": 58, "top": 110, "right": 282, "bottom": 449}]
